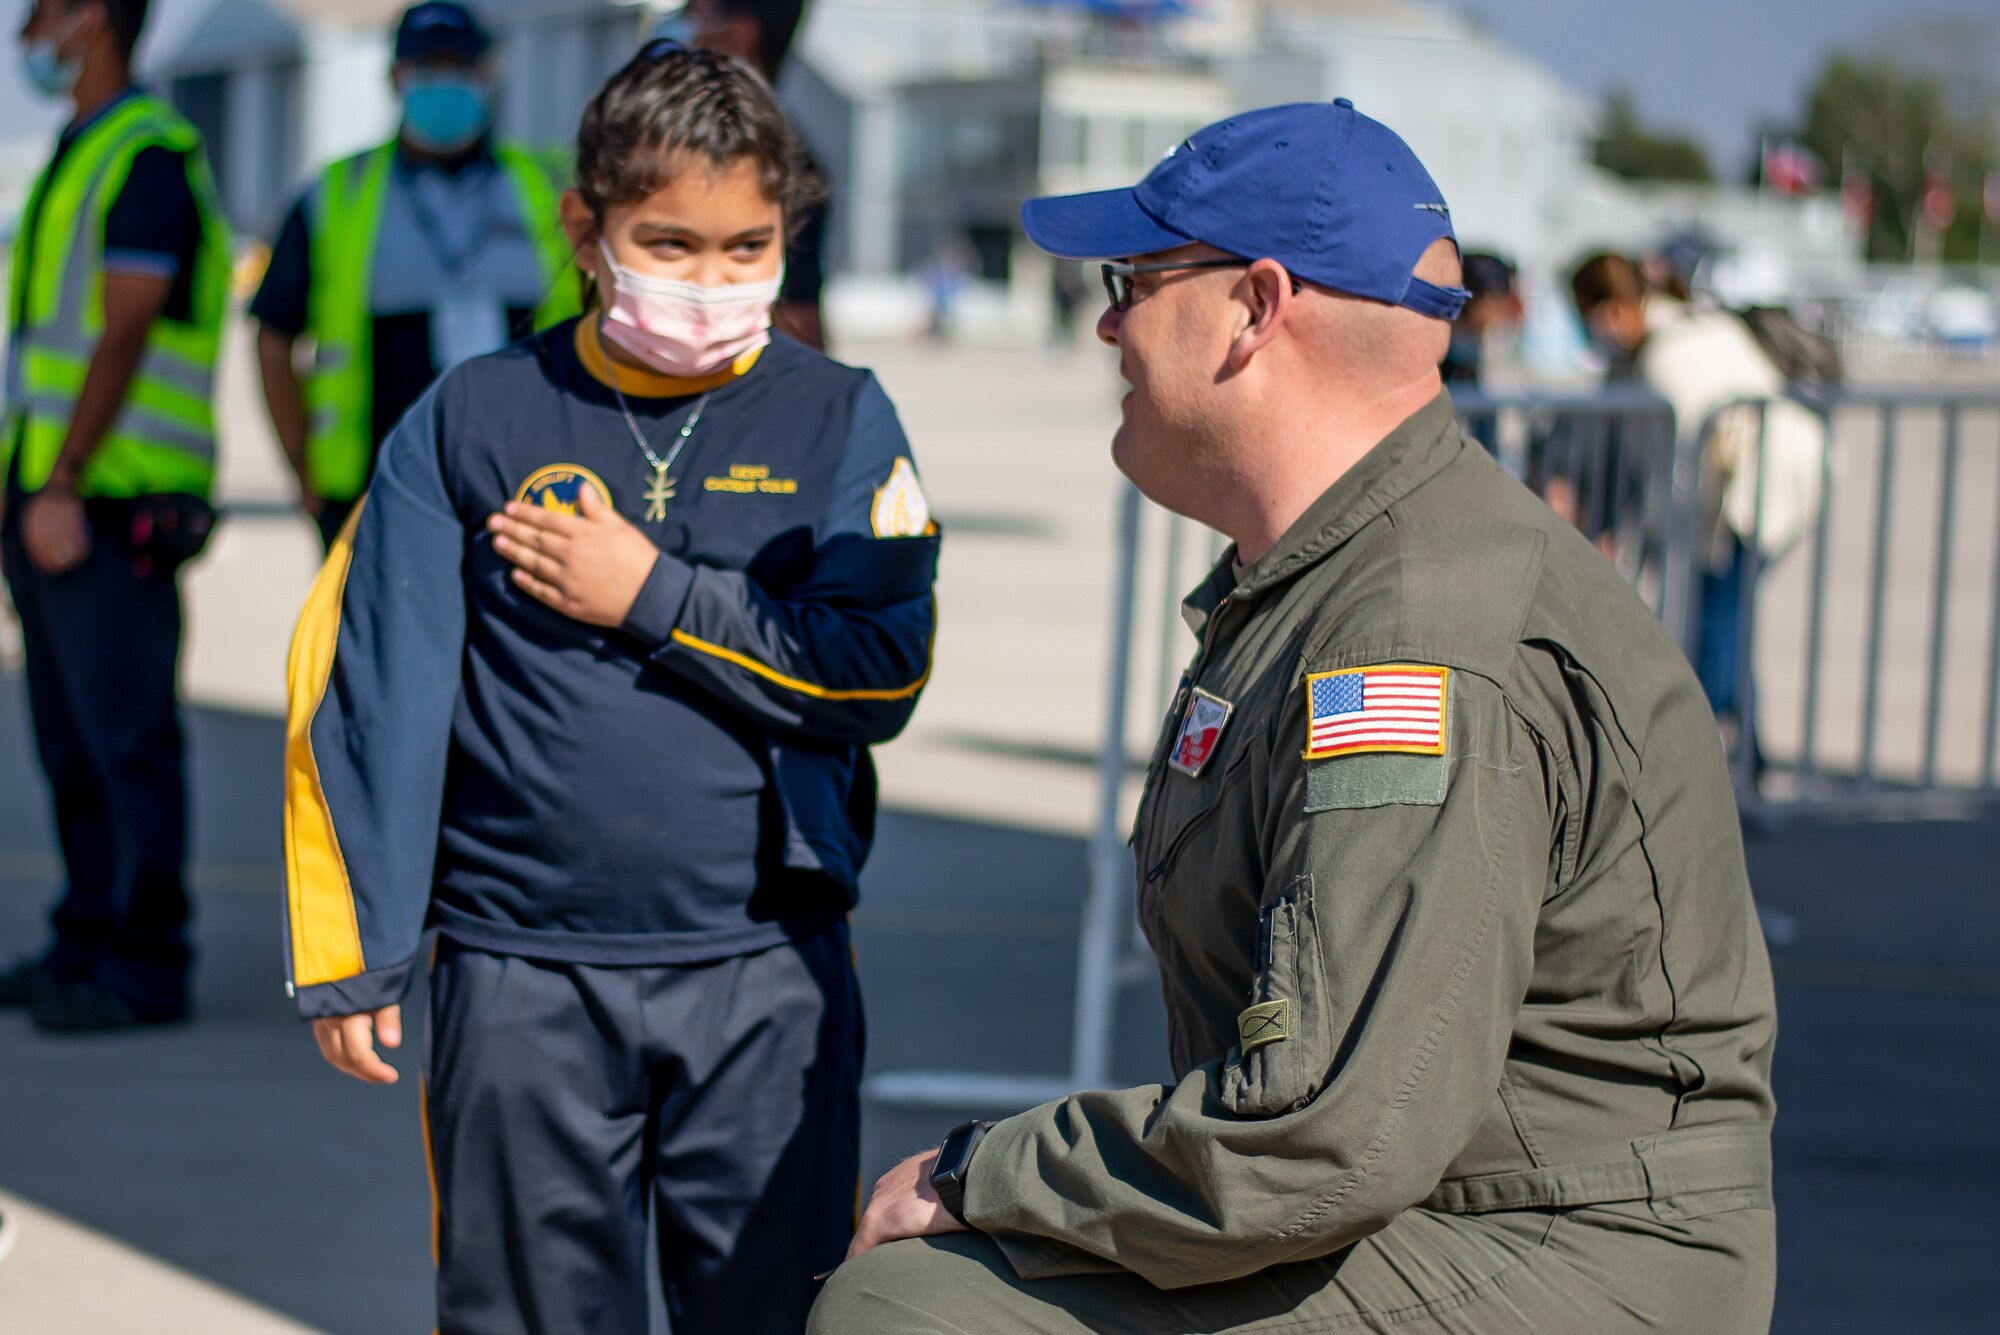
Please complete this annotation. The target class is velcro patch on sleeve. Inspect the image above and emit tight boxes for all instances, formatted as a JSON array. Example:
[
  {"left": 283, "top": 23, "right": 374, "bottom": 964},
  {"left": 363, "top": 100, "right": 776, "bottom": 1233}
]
[
  {"left": 1306, "top": 750, "right": 1448, "bottom": 811},
  {"left": 1305, "top": 664, "right": 1449, "bottom": 760},
  {"left": 1238, "top": 999, "right": 1291, "bottom": 1054}
]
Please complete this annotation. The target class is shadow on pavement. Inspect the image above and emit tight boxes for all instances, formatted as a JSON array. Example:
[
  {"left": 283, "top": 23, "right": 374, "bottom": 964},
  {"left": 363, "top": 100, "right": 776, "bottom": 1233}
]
[{"left": 0, "top": 678, "right": 1993, "bottom": 1333}]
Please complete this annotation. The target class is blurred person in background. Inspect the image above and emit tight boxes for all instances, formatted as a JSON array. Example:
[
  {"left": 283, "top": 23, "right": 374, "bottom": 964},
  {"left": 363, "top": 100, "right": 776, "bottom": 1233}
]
[
  {"left": 656, "top": 0, "right": 827, "bottom": 350},
  {"left": 1439, "top": 250, "right": 1521, "bottom": 385},
  {"left": 1573, "top": 252, "right": 1826, "bottom": 753},
  {"left": 0, "top": 0, "right": 229, "bottom": 1031},
  {"left": 251, "top": 1, "right": 578, "bottom": 551}
]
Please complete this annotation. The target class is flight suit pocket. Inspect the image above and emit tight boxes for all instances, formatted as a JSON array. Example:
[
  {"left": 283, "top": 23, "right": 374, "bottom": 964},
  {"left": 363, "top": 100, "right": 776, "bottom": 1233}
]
[{"left": 1221, "top": 876, "right": 1331, "bottom": 1117}]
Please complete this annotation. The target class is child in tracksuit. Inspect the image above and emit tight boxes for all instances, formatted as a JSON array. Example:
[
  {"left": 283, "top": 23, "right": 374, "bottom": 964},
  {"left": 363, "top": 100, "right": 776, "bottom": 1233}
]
[{"left": 284, "top": 41, "right": 938, "bottom": 1334}]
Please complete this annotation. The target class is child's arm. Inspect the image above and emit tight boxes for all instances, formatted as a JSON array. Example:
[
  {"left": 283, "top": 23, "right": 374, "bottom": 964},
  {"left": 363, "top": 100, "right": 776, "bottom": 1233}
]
[
  {"left": 491, "top": 375, "right": 940, "bottom": 747},
  {"left": 284, "top": 386, "right": 467, "bottom": 1067}
]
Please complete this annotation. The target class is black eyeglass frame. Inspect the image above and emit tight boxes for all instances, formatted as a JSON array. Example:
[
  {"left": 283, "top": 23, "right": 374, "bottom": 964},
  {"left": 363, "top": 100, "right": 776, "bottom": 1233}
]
[{"left": 1100, "top": 258, "right": 1304, "bottom": 312}]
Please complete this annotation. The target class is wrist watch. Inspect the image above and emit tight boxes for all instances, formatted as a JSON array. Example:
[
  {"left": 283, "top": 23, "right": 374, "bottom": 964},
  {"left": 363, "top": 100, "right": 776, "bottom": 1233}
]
[{"left": 929, "top": 1119, "right": 992, "bottom": 1225}]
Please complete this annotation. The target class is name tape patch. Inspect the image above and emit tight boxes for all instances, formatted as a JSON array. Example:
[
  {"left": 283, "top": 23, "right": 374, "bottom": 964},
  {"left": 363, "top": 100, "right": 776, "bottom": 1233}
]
[{"left": 1305, "top": 664, "right": 1449, "bottom": 760}]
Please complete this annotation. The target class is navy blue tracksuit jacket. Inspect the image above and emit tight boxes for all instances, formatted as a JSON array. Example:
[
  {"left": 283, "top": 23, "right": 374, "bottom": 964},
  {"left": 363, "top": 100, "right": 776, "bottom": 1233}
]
[{"left": 282, "top": 319, "right": 939, "bottom": 1017}]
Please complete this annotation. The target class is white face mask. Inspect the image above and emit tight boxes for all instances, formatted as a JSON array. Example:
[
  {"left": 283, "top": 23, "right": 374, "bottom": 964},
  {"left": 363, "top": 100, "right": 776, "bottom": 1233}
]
[{"left": 596, "top": 240, "right": 784, "bottom": 378}]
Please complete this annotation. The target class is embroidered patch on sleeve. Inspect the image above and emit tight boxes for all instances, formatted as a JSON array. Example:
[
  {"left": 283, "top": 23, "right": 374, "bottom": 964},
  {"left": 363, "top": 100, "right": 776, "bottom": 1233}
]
[
  {"left": 871, "top": 456, "right": 934, "bottom": 538},
  {"left": 1305, "top": 665, "right": 1449, "bottom": 760},
  {"left": 1238, "top": 999, "right": 1291, "bottom": 1054}
]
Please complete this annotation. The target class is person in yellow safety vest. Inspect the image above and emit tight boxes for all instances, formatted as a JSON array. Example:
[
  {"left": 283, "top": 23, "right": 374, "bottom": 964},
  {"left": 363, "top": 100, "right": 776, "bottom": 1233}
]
[
  {"left": 252, "top": 1, "right": 580, "bottom": 550},
  {"left": 0, "top": 0, "right": 230, "bottom": 1033}
]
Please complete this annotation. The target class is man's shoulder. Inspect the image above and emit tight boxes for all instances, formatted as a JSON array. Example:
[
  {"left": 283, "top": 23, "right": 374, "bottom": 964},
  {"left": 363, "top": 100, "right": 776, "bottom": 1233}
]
[{"left": 1296, "top": 510, "right": 1547, "bottom": 685}]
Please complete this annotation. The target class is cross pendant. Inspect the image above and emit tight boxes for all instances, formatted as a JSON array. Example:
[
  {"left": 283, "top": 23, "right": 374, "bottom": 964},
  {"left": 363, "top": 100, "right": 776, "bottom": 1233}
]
[{"left": 644, "top": 463, "right": 675, "bottom": 523}]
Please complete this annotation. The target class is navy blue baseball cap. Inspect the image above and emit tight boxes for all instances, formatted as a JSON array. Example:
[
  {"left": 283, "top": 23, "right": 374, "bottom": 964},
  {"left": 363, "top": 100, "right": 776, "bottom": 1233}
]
[
  {"left": 395, "top": 2, "right": 492, "bottom": 62},
  {"left": 1021, "top": 100, "right": 1470, "bottom": 320}
]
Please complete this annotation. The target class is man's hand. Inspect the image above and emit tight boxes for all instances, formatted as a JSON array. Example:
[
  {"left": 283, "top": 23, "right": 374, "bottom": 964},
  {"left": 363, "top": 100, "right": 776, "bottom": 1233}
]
[
  {"left": 21, "top": 486, "right": 91, "bottom": 576},
  {"left": 847, "top": 1149, "right": 967, "bottom": 1260},
  {"left": 310, "top": 1004, "right": 403, "bottom": 1085},
  {"left": 488, "top": 483, "right": 659, "bottom": 628}
]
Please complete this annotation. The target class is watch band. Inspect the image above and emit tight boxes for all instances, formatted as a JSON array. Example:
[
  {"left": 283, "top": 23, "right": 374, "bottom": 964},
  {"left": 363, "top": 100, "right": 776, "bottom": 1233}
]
[{"left": 929, "top": 1119, "right": 991, "bottom": 1226}]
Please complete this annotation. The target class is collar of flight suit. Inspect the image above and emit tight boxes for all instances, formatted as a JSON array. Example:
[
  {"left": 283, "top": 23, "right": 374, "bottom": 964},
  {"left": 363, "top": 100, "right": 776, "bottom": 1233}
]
[{"left": 1181, "top": 389, "right": 1464, "bottom": 639}]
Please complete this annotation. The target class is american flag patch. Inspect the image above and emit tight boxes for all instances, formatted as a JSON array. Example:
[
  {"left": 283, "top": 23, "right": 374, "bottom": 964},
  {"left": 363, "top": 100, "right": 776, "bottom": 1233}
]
[{"left": 1305, "top": 665, "right": 1449, "bottom": 760}]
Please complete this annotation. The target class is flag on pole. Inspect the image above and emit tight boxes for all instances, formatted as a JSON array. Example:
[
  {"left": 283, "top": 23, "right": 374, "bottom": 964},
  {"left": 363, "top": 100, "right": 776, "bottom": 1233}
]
[
  {"left": 1841, "top": 153, "right": 1873, "bottom": 228},
  {"left": 1921, "top": 151, "right": 1957, "bottom": 231},
  {"left": 1762, "top": 141, "right": 1820, "bottom": 196},
  {"left": 1985, "top": 169, "right": 2000, "bottom": 228}
]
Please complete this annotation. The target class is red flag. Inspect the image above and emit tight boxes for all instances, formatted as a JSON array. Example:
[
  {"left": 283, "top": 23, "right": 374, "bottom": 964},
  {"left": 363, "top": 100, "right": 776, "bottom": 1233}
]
[
  {"left": 1986, "top": 170, "right": 2000, "bottom": 227},
  {"left": 1842, "top": 160, "right": 1874, "bottom": 226},
  {"left": 1922, "top": 172, "right": 1957, "bottom": 230},
  {"left": 1920, "top": 152, "right": 1952, "bottom": 233},
  {"left": 1763, "top": 141, "right": 1819, "bottom": 196}
]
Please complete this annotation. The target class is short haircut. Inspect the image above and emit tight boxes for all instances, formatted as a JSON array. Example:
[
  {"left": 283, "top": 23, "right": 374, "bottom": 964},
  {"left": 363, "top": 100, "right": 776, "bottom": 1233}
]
[
  {"left": 1570, "top": 252, "right": 1647, "bottom": 318},
  {"left": 715, "top": 0, "right": 807, "bottom": 78}
]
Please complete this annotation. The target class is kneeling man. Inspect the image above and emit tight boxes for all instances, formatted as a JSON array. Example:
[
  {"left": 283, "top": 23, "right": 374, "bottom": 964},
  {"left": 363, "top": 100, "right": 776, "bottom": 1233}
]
[{"left": 812, "top": 99, "right": 1777, "bottom": 1335}]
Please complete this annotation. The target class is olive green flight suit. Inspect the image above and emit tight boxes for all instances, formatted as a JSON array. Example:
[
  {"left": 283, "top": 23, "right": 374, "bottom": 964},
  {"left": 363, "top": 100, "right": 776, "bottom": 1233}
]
[{"left": 814, "top": 395, "right": 1777, "bottom": 1334}]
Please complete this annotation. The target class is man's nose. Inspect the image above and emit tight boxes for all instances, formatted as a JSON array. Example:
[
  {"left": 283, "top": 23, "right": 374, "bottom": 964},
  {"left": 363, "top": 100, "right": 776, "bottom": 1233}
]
[{"left": 1096, "top": 304, "right": 1122, "bottom": 348}]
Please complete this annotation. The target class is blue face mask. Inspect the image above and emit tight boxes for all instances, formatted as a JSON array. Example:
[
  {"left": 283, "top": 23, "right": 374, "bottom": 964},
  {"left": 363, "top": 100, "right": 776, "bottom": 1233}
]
[
  {"left": 21, "top": 32, "right": 82, "bottom": 99},
  {"left": 401, "top": 76, "right": 492, "bottom": 154}
]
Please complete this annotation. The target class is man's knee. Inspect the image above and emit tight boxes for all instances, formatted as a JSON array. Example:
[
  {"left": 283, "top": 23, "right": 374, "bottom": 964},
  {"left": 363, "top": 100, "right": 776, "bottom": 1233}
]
[{"left": 808, "top": 1240, "right": 952, "bottom": 1335}]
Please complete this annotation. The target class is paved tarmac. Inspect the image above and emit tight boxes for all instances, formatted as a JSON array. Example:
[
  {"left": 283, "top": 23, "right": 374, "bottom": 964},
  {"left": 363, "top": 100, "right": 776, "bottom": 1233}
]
[{"left": 1, "top": 335, "right": 1995, "bottom": 1331}]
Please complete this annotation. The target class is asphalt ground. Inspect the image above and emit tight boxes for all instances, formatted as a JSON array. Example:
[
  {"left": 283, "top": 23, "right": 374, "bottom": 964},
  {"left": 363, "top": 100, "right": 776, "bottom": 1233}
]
[{"left": 0, "top": 680, "right": 1995, "bottom": 1333}]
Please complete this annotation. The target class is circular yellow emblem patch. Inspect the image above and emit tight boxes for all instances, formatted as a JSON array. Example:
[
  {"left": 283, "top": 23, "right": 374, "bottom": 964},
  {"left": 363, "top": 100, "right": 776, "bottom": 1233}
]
[{"left": 515, "top": 464, "right": 612, "bottom": 516}]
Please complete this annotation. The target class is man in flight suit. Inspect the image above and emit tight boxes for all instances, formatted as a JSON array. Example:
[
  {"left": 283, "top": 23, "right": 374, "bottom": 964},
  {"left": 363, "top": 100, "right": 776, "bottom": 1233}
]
[{"left": 813, "top": 100, "right": 1778, "bottom": 1334}]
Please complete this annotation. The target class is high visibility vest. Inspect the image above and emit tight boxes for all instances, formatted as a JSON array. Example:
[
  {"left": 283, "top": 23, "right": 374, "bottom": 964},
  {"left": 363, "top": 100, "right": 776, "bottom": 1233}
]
[
  {"left": 303, "top": 142, "right": 581, "bottom": 502},
  {"left": 4, "top": 94, "right": 230, "bottom": 498}
]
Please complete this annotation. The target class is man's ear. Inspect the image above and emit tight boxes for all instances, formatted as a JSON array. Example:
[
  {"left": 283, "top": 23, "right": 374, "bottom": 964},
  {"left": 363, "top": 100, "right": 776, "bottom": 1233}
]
[
  {"left": 1228, "top": 259, "right": 1296, "bottom": 370},
  {"left": 73, "top": 0, "right": 110, "bottom": 55}
]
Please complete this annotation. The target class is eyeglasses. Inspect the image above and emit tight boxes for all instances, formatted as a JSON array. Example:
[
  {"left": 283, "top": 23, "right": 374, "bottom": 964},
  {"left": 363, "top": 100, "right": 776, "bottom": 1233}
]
[{"left": 1099, "top": 258, "right": 1303, "bottom": 312}]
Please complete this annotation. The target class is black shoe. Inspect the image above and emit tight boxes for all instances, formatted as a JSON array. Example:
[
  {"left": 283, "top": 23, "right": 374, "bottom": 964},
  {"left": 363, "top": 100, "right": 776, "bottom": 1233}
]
[
  {"left": 0, "top": 958, "right": 53, "bottom": 1008},
  {"left": 30, "top": 980, "right": 189, "bottom": 1033}
]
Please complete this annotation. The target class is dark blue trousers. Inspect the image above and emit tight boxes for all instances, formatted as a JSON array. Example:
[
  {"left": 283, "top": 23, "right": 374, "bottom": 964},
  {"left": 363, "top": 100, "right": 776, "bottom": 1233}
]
[
  {"left": 2, "top": 494, "right": 191, "bottom": 1012},
  {"left": 424, "top": 925, "right": 863, "bottom": 1335}
]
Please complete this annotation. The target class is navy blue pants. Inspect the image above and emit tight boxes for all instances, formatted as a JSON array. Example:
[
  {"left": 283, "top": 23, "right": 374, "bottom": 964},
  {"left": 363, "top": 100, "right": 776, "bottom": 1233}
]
[
  {"left": 2, "top": 494, "right": 191, "bottom": 1012},
  {"left": 1696, "top": 535, "right": 1750, "bottom": 718},
  {"left": 424, "top": 926, "right": 863, "bottom": 1335}
]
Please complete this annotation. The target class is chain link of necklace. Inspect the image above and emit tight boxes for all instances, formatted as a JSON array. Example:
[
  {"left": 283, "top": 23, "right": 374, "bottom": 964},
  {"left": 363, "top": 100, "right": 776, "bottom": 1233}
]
[{"left": 609, "top": 378, "right": 711, "bottom": 480}]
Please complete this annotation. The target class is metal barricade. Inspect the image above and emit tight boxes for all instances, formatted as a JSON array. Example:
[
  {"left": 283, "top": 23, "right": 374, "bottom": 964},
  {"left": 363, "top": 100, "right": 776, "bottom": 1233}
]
[{"left": 1721, "top": 389, "right": 2000, "bottom": 817}]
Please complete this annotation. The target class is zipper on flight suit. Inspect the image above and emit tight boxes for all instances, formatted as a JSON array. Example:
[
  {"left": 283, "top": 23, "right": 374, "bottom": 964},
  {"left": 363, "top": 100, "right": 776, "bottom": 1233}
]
[{"left": 1140, "top": 598, "right": 1247, "bottom": 886}]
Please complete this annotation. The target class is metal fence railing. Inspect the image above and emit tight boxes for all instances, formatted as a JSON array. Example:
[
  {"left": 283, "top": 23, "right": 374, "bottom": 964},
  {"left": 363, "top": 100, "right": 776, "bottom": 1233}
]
[
  {"left": 865, "top": 384, "right": 2000, "bottom": 1113},
  {"left": 1728, "top": 389, "right": 2000, "bottom": 815}
]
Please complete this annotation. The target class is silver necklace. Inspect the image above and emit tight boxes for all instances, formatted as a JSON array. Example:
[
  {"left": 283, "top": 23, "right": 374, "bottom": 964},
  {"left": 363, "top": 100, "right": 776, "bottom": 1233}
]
[{"left": 607, "top": 377, "right": 711, "bottom": 524}]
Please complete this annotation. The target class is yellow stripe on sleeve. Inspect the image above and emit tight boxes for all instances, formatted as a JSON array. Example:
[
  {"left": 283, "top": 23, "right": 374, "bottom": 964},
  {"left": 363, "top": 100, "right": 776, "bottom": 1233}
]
[
  {"left": 667, "top": 608, "right": 935, "bottom": 703},
  {"left": 283, "top": 502, "right": 367, "bottom": 988}
]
